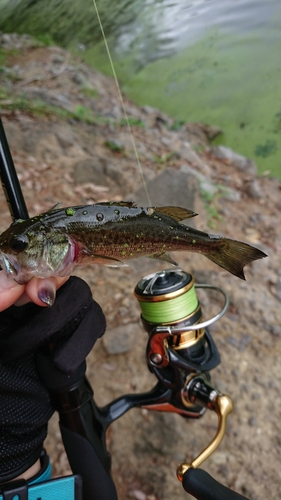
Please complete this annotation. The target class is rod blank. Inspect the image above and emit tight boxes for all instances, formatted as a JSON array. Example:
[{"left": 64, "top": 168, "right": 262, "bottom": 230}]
[{"left": 0, "top": 117, "right": 29, "bottom": 221}]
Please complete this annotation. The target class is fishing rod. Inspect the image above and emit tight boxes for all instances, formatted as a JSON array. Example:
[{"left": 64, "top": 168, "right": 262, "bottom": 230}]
[{"left": 0, "top": 116, "right": 29, "bottom": 221}]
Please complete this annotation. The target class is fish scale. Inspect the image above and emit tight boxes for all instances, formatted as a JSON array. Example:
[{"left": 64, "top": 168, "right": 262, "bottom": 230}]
[{"left": 0, "top": 202, "right": 267, "bottom": 283}]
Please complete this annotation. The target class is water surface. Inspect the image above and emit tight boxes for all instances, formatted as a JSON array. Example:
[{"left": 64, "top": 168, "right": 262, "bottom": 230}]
[{"left": 82, "top": 0, "right": 281, "bottom": 177}]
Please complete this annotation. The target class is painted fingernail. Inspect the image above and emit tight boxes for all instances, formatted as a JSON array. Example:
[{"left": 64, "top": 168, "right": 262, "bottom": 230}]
[{"left": 38, "top": 281, "right": 56, "bottom": 307}]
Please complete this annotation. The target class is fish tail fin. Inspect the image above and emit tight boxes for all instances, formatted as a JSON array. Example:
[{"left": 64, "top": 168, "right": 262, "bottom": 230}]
[{"left": 206, "top": 238, "right": 267, "bottom": 280}]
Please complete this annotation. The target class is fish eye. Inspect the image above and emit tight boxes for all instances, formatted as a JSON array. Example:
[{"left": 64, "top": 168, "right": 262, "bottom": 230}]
[{"left": 9, "top": 235, "right": 29, "bottom": 253}]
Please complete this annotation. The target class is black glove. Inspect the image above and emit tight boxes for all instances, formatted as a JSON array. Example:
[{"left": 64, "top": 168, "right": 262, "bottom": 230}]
[{"left": 0, "top": 276, "right": 106, "bottom": 482}]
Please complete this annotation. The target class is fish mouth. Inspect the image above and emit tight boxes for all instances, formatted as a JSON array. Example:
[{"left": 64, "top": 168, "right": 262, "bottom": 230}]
[
  {"left": 0, "top": 253, "right": 31, "bottom": 284},
  {"left": 0, "top": 253, "right": 21, "bottom": 278},
  {"left": 0, "top": 238, "right": 79, "bottom": 282}
]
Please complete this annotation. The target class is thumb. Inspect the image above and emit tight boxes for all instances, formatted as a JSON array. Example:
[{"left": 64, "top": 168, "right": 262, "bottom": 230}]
[{"left": 25, "top": 277, "right": 69, "bottom": 307}]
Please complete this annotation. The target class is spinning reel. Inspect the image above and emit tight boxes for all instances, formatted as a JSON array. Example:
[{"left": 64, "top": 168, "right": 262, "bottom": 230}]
[{"left": 134, "top": 268, "right": 233, "bottom": 480}]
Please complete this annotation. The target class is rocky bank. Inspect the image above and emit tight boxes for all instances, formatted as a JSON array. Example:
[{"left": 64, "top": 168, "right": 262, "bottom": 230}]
[{"left": 0, "top": 33, "right": 281, "bottom": 500}]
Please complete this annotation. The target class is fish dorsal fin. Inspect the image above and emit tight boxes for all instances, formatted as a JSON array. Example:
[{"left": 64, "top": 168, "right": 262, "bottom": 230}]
[
  {"left": 98, "top": 201, "right": 138, "bottom": 208},
  {"left": 47, "top": 203, "right": 61, "bottom": 212},
  {"left": 155, "top": 206, "right": 198, "bottom": 221}
]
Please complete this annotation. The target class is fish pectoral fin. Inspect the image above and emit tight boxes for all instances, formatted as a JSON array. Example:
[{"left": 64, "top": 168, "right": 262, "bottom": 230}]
[
  {"left": 86, "top": 252, "right": 128, "bottom": 267},
  {"left": 155, "top": 206, "right": 198, "bottom": 221},
  {"left": 149, "top": 252, "right": 178, "bottom": 266}
]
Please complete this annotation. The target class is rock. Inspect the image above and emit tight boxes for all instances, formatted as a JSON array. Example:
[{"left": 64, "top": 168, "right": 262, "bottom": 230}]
[
  {"left": 181, "top": 142, "right": 212, "bottom": 177},
  {"left": 269, "top": 324, "right": 281, "bottom": 337},
  {"left": 73, "top": 157, "right": 107, "bottom": 185},
  {"left": 54, "top": 125, "right": 76, "bottom": 148},
  {"left": 72, "top": 156, "right": 130, "bottom": 194},
  {"left": 212, "top": 145, "right": 257, "bottom": 174},
  {"left": 248, "top": 416, "right": 258, "bottom": 426},
  {"left": 245, "top": 179, "right": 263, "bottom": 199},
  {"left": 0, "top": 32, "right": 36, "bottom": 50},
  {"left": 24, "top": 87, "right": 72, "bottom": 111},
  {"left": 129, "top": 491, "right": 146, "bottom": 500},
  {"left": 102, "top": 323, "right": 140, "bottom": 354},
  {"left": 131, "top": 166, "right": 201, "bottom": 219},
  {"left": 200, "top": 180, "right": 218, "bottom": 197},
  {"left": 3, "top": 121, "right": 24, "bottom": 151},
  {"left": 274, "top": 278, "right": 281, "bottom": 301},
  {"left": 180, "top": 164, "right": 225, "bottom": 203},
  {"left": 72, "top": 72, "right": 88, "bottom": 86},
  {"left": 203, "top": 124, "right": 223, "bottom": 141},
  {"left": 220, "top": 185, "right": 241, "bottom": 202}
]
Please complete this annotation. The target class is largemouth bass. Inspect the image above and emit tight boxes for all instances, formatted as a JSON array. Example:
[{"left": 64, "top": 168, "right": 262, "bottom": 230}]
[{"left": 0, "top": 202, "right": 266, "bottom": 284}]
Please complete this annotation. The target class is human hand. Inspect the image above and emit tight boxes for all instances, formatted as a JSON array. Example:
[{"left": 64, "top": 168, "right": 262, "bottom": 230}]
[
  {"left": 0, "top": 274, "right": 105, "bottom": 483},
  {"left": 0, "top": 271, "right": 69, "bottom": 311}
]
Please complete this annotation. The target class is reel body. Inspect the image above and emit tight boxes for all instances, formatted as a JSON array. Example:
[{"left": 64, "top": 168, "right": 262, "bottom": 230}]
[{"left": 135, "top": 268, "right": 226, "bottom": 374}]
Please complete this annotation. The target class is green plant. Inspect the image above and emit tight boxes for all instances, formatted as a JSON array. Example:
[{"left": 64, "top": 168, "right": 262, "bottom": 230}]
[
  {"left": 72, "top": 105, "right": 95, "bottom": 123},
  {"left": 81, "top": 87, "right": 98, "bottom": 99},
  {"left": 199, "top": 184, "right": 223, "bottom": 229},
  {"left": 104, "top": 140, "right": 125, "bottom": 153},
  {"left": 32, "top": 33, "right": 56, "bottom": 46},
  {"left": 169, "top": 119, "right": 186, "bottom": 131},
  {"left": 0, "top": 49, "right": 6, "bottom": 67},
  {"left": 0, "top": 89, "right": 99, "bottom": 124},
  {"left": 192, "top": 143, "right": 205, "bottom": 154},
  {"left": 273, "top": 111, "right": 281, "bottom": 132},
  {"left": 119, "top": 117, "right": 145, "bottom": 128},
  {"left": 254, "top": 139, "right": 277, "bottom": 158},
  {"left": 153, "top": 151, "right": 179, "bottom": 168}
]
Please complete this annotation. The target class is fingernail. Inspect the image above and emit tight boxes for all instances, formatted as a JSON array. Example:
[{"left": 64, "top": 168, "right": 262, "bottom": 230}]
[{"left": 38, "top": 280, "right": 56, "bottom": 307}]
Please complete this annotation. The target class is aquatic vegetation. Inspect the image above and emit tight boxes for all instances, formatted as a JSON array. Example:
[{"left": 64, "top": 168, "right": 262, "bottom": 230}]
[{"left": 255, "top": 140, "right": 277, "bottom": 158}]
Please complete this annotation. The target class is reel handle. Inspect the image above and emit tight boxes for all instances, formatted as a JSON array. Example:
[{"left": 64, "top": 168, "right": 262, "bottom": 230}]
[
  {"left": 182, "top": 468, "right": 250, "bottom": 500},
  {"left": 178, "top": 388, "right": 234, "bottom": 479}
]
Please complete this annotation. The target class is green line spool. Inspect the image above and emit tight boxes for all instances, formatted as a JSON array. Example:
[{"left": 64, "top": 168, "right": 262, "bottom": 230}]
[{"left": 134, "top": 269, "right": 204, "bottom": 350}]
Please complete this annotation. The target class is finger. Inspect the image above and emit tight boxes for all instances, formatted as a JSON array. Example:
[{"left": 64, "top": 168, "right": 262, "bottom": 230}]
[
  {"left": 0, "top": 271, "right": 25, "bottom": 312},
  {"left": 25, "top": 276, "right": 69, "bottom": 307}
]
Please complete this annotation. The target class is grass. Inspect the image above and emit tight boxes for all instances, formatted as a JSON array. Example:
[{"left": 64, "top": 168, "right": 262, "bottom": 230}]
[
  {"left": 104, "top": 139, "right": 125, "bottom": 153},
  {"left": 0, "top": 48, "right": 6, "bottom": 67},
  {"left": 32, "top": 33, "right": 56, "bottom": 47},
  {"left": 168, "top": 119, "right": 186, "bottom": 131},
  {"left": 119, "top": 117, "right": 145, "bottom": 128},
  {"left": 81, "top": 87, "right": 98, "bottom": 99},
  {"left": 200, "top": 184, "right": 224, "bottom": 229},
  {"left": 153, "top": 151, "right": 179, "bottom": 169},
  {"left": 0, "top": 88, "right": 98, "bottom": 124}
]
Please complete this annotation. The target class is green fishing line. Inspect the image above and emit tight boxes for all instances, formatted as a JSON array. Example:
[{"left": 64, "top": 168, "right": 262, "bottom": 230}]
[{"left": 139, "top": 285, "right": 198, "bottom": 323}]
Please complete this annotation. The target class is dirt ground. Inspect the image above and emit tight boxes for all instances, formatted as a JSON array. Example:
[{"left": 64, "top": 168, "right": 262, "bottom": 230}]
[{"left": 0, "top": 34, "right": 281, "bottom": 499}]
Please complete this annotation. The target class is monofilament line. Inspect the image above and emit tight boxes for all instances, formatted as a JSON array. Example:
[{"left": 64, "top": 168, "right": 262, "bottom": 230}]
[{"left": 92, "top": 0, "right": 151, "bottom": 205}]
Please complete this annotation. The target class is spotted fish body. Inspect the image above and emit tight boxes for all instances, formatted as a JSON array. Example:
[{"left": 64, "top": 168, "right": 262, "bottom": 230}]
[{"left": 0, "top": 202, "right": 266, "bottom": 283}]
